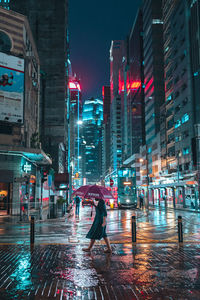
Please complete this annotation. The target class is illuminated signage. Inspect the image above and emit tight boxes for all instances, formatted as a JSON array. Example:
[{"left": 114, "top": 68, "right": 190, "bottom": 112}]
[
  {"left": 69, "top": 81, "right": 81, "bottom": 91},
  {"left": 123, "top": 181, "right": 132, "bottom": 185},
  {"left": 0, "top": 52, "right": 24, "bottom": 124},
  {"left": 22, "top": 162, "right": 32, "bottom": 173},
  {"left": 119, "top": 80, "right": 141, "bottom": 92}
]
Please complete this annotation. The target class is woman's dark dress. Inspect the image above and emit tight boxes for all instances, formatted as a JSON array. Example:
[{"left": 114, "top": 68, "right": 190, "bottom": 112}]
[{"left": 86, "top": 200, "right": 107, "bottom": 240}]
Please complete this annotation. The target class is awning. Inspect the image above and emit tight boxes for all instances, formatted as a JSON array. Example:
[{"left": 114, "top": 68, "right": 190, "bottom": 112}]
[{"left": 0, "top": 145, "right": 52, "bottom": 165}]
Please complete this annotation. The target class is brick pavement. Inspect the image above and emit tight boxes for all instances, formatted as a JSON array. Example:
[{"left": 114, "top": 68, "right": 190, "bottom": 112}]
[{"left": 0, "top": 243, "right": 200, "bottom": 299}]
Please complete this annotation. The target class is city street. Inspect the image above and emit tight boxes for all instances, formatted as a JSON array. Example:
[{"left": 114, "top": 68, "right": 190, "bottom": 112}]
[{"left": 0, "top": 206, "right": 200, "bottom": 299}]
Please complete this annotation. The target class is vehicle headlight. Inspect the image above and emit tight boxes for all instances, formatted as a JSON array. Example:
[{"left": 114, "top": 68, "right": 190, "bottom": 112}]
[{"left": 126, "top": 199, "right": 130, "bottom": 203}]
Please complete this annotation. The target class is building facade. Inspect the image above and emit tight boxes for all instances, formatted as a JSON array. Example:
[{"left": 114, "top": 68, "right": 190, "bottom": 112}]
[
  {"left": 162, "top": 0, "right": 194, "bottom": 180},
  {"left": 102, "top": 86, "right": 111, "bottom": 178},
  {"left": 142, "top": 0, "right": 165, "bottom": 182},
  {"left": 0, "top": 7, "right": 51, "bottom": 218},
  {"left": 68, "top": 78, "right": 82, "bottom": 188},
  {"left": 110, "top": 40, "right": 125, "bottom": 172},
  {"left": 4, "top": 0, "right": 69, "bottom": 172}
]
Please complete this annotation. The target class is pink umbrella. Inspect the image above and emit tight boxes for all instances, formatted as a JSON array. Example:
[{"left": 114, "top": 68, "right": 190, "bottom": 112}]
[{"left": 72, "top": 184, "right": 114, "bottom": 200}]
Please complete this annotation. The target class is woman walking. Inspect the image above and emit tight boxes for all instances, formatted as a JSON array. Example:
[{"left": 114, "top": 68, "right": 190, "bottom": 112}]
[{"left": 82, "top": 198, "right": 112, "bottom": 253}]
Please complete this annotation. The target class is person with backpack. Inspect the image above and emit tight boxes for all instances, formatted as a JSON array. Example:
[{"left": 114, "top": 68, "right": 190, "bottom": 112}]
[{"left": 74, "top": 195, "right": 81, "bottom": 216}]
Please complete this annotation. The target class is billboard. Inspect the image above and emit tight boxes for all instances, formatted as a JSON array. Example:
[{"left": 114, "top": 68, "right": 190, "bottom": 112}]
[{"left": 0, "top": 52, "right": 24, "bottom": 124}]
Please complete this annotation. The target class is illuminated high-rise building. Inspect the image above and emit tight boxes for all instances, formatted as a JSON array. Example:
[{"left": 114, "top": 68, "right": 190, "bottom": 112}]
[
  {"left": 110, "top": 40, "right": 125, "bottom": 172},
  {"left": 68, "top": 78, "right": 82, "bottom": 188},
  {"left": 102, "top": 86, "right": 111, "bottom": 177},
  {"left": 82, "top": 98, "right": 103, "bottom": 184},
  {"left": 142, "top": 0, "right": 164, "bottom": 180}
]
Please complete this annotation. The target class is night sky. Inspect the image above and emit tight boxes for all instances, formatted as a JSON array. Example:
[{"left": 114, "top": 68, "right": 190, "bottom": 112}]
[{"left": 69, "top": 0, "right": 141, "bottom": 100}]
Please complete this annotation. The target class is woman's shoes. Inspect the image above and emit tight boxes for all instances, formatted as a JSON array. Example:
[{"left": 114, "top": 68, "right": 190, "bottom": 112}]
[
  {"left": 82, "top": 248, "right": 91, "bottom": 252},
  {"left": 104, "top": 248, "right": 112, "bottom": 253}
]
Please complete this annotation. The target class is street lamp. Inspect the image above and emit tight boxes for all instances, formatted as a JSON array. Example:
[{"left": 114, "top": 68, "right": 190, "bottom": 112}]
[{"left": 139, "top": 155, "right": 149, "bottom": 208}]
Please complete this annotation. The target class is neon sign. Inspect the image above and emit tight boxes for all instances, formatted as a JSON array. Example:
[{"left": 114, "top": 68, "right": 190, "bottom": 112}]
[
  {"left": 119, "top": 80, "right": 141, "bottom": 92},
  {"left": 69, "top": 81, "right": 81, "bottom": 91},
  {"left": 22, "top": 162, "right": 32, "bottom": 173}
]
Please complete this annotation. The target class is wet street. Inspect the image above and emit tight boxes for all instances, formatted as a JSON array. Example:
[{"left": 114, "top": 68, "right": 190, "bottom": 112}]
[{"left": 0, "top": 206, "right": 200, "bottom": 299}]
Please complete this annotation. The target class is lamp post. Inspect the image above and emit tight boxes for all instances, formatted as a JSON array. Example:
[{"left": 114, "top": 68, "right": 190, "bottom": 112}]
[{"left": 139, "top": 155, "right": 149, "bottom": 208}]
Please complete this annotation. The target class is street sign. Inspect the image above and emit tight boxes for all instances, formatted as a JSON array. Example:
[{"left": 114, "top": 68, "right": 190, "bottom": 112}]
[
  {"left": 110, "top": 178, "right": 114, "bottom": 187},
  {"left": 48, "top": 175, "right": 52, "bottom": 187}
]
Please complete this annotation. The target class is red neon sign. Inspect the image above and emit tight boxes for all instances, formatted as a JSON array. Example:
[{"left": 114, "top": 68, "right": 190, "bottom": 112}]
[
  {"left": 69, "top": 81, "right": 81, "bottom": 91},
  {"left": 130, "top": 81, "right": 141, "bottom": 89},
  {"left": 119, "top": 80, "right": 141, "bottom": 92}
]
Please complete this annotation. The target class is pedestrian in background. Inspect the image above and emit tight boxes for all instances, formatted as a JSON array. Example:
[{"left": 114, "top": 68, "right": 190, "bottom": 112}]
[
  {"left": 82, "top": 198, "right": 112, "bottom": 253},
  {"left": 23, "top": 192, "right": 29, "bottom": 220},
  {"left": 74, "top": 195, "right": 81, "bottom": 216},
  {"left": 139, "top": 192, "right": 144, "bottom": 209}
]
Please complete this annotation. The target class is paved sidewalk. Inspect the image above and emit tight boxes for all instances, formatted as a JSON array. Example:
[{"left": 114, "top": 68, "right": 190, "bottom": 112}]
[{"left": 0, "top": 243, "right": 200, "bottom": 299}]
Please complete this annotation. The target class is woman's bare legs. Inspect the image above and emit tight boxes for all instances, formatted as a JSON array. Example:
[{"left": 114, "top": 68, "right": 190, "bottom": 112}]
[
  {"left": 103, "top": 237, "right": 112, "bottom": 252},
  {"left": 82, "top": 239, "right": 95, "bottom": 252}
]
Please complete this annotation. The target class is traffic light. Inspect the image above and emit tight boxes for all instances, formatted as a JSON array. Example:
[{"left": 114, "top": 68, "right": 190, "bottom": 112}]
[{"left": 42, "top": 171, "right": 48, "bottom": 183}]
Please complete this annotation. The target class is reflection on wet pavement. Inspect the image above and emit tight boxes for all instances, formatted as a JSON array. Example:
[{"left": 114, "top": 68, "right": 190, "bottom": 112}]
[
  {"left": 0, "top": 207, "right": 200, "bottom": 298},
  {"left": 0, "top": 206, "right": 200, "bottom": 245},
  {"left": 0, "top": 243, "right": 200, "bottom": 299}
]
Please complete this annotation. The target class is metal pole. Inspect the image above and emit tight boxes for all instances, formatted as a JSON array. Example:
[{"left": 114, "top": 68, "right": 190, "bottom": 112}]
[
  {"left": 132, "top": 216, "right": 136, "bottom": 243},
  {"left": 77, "top": 90, "right": 80, "bottom": 173},
  {"left": 30, "top": 216, "right": 35, "bottom": 244},
  {"left": 178, "top": 216, "right": 183, "bottom": 243},
  {"left": 146, "top": 145, "right": 149, "bottom": 209}
]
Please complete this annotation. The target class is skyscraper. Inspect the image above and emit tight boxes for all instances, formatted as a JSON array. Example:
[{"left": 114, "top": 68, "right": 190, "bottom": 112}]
[
  {"left": 4, "top": 0, "right": 69, "bottom": 172},
  {"left": 102, "top": 86, "right": 111, "bottom": 177},
  {"left": 82, "top": 98, "right": 103, "bottom": 184},
  {"left": 110, "top": 40, "right": 125, "bottom": 172},
  {"left": 162, "top": 0, "right": 194, "bottom": 178},
  {"left": 142, "top": 0, "right": 165, "bottom": 180}
]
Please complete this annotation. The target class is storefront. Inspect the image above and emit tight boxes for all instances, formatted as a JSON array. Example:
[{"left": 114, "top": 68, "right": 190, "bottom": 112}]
[
  {"left": 0, "top": 170, "right": 13, "bottom": 215},
  {"left": 148, "top": 181, "right": 199, "bottom": 211},
  {"left": 0, "top": 146, "right": 52, "bottom": 218}
]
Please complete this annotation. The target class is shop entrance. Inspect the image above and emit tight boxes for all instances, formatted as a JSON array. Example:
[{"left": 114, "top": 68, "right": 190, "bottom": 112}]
[{"left": 0, "top": 182, "right": 12, "bottom": 215}]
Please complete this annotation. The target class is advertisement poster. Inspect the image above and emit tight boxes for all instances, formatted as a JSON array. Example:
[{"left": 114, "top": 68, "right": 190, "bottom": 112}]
[{"left": 0, "top": 52, "right": 24, "bottom": 123}]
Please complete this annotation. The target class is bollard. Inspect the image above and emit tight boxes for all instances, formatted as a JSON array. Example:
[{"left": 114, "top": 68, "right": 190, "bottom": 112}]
[
  {"left": 30, "top": 216, "right": 35, "bottom": 244},
  {"left": 178, "top": 216, "right": 183, "bottom": 243},
  {"left": 132, "top": 216, "right": 136, "bottom": 243}
]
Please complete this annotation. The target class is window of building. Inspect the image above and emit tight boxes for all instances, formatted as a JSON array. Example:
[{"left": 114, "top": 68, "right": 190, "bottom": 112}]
[
  {"left": 182, "top": 97, "right": 188, "bottom": 106},
  {"left": 174, "top": 76, "right": 179, "bottom": 84},
  {"left": 174, "top": 91, "right": 180, "bottom": 99},
  {"left": 167, "top": 94, "right": 173, "bottom": 101},
  {"left": 183, "top": 148, "right": 189, "bottom": 155},
  {"left": 182, "top": 113, "right": 189, "bottom": 124},
  {"left": 182, "top": 130, "right": 189, "bottom": 138},
  {"left": 175, "top": 119, "right": 181, "bottom": 128},
  {"left": 175, "top": 105, "right": 181, "bottom": 112},
  {"left": 181, "top": 83, "right": 187, "bottom": 91}
]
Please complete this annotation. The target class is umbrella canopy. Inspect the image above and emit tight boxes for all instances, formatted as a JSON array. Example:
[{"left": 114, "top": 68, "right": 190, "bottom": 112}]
[{"left": 72, "top": 184, "right": 114, "bottom": 200}]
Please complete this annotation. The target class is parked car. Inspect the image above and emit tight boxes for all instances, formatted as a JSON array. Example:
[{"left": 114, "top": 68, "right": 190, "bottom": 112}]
[{"left": 82, "top": 198, "right": 93, "bottom": 206}]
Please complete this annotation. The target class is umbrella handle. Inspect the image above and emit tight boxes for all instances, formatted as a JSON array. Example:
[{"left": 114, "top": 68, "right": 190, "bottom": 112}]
[{"left": 91, "top": 205, "right": 93, "bottom": 217}]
